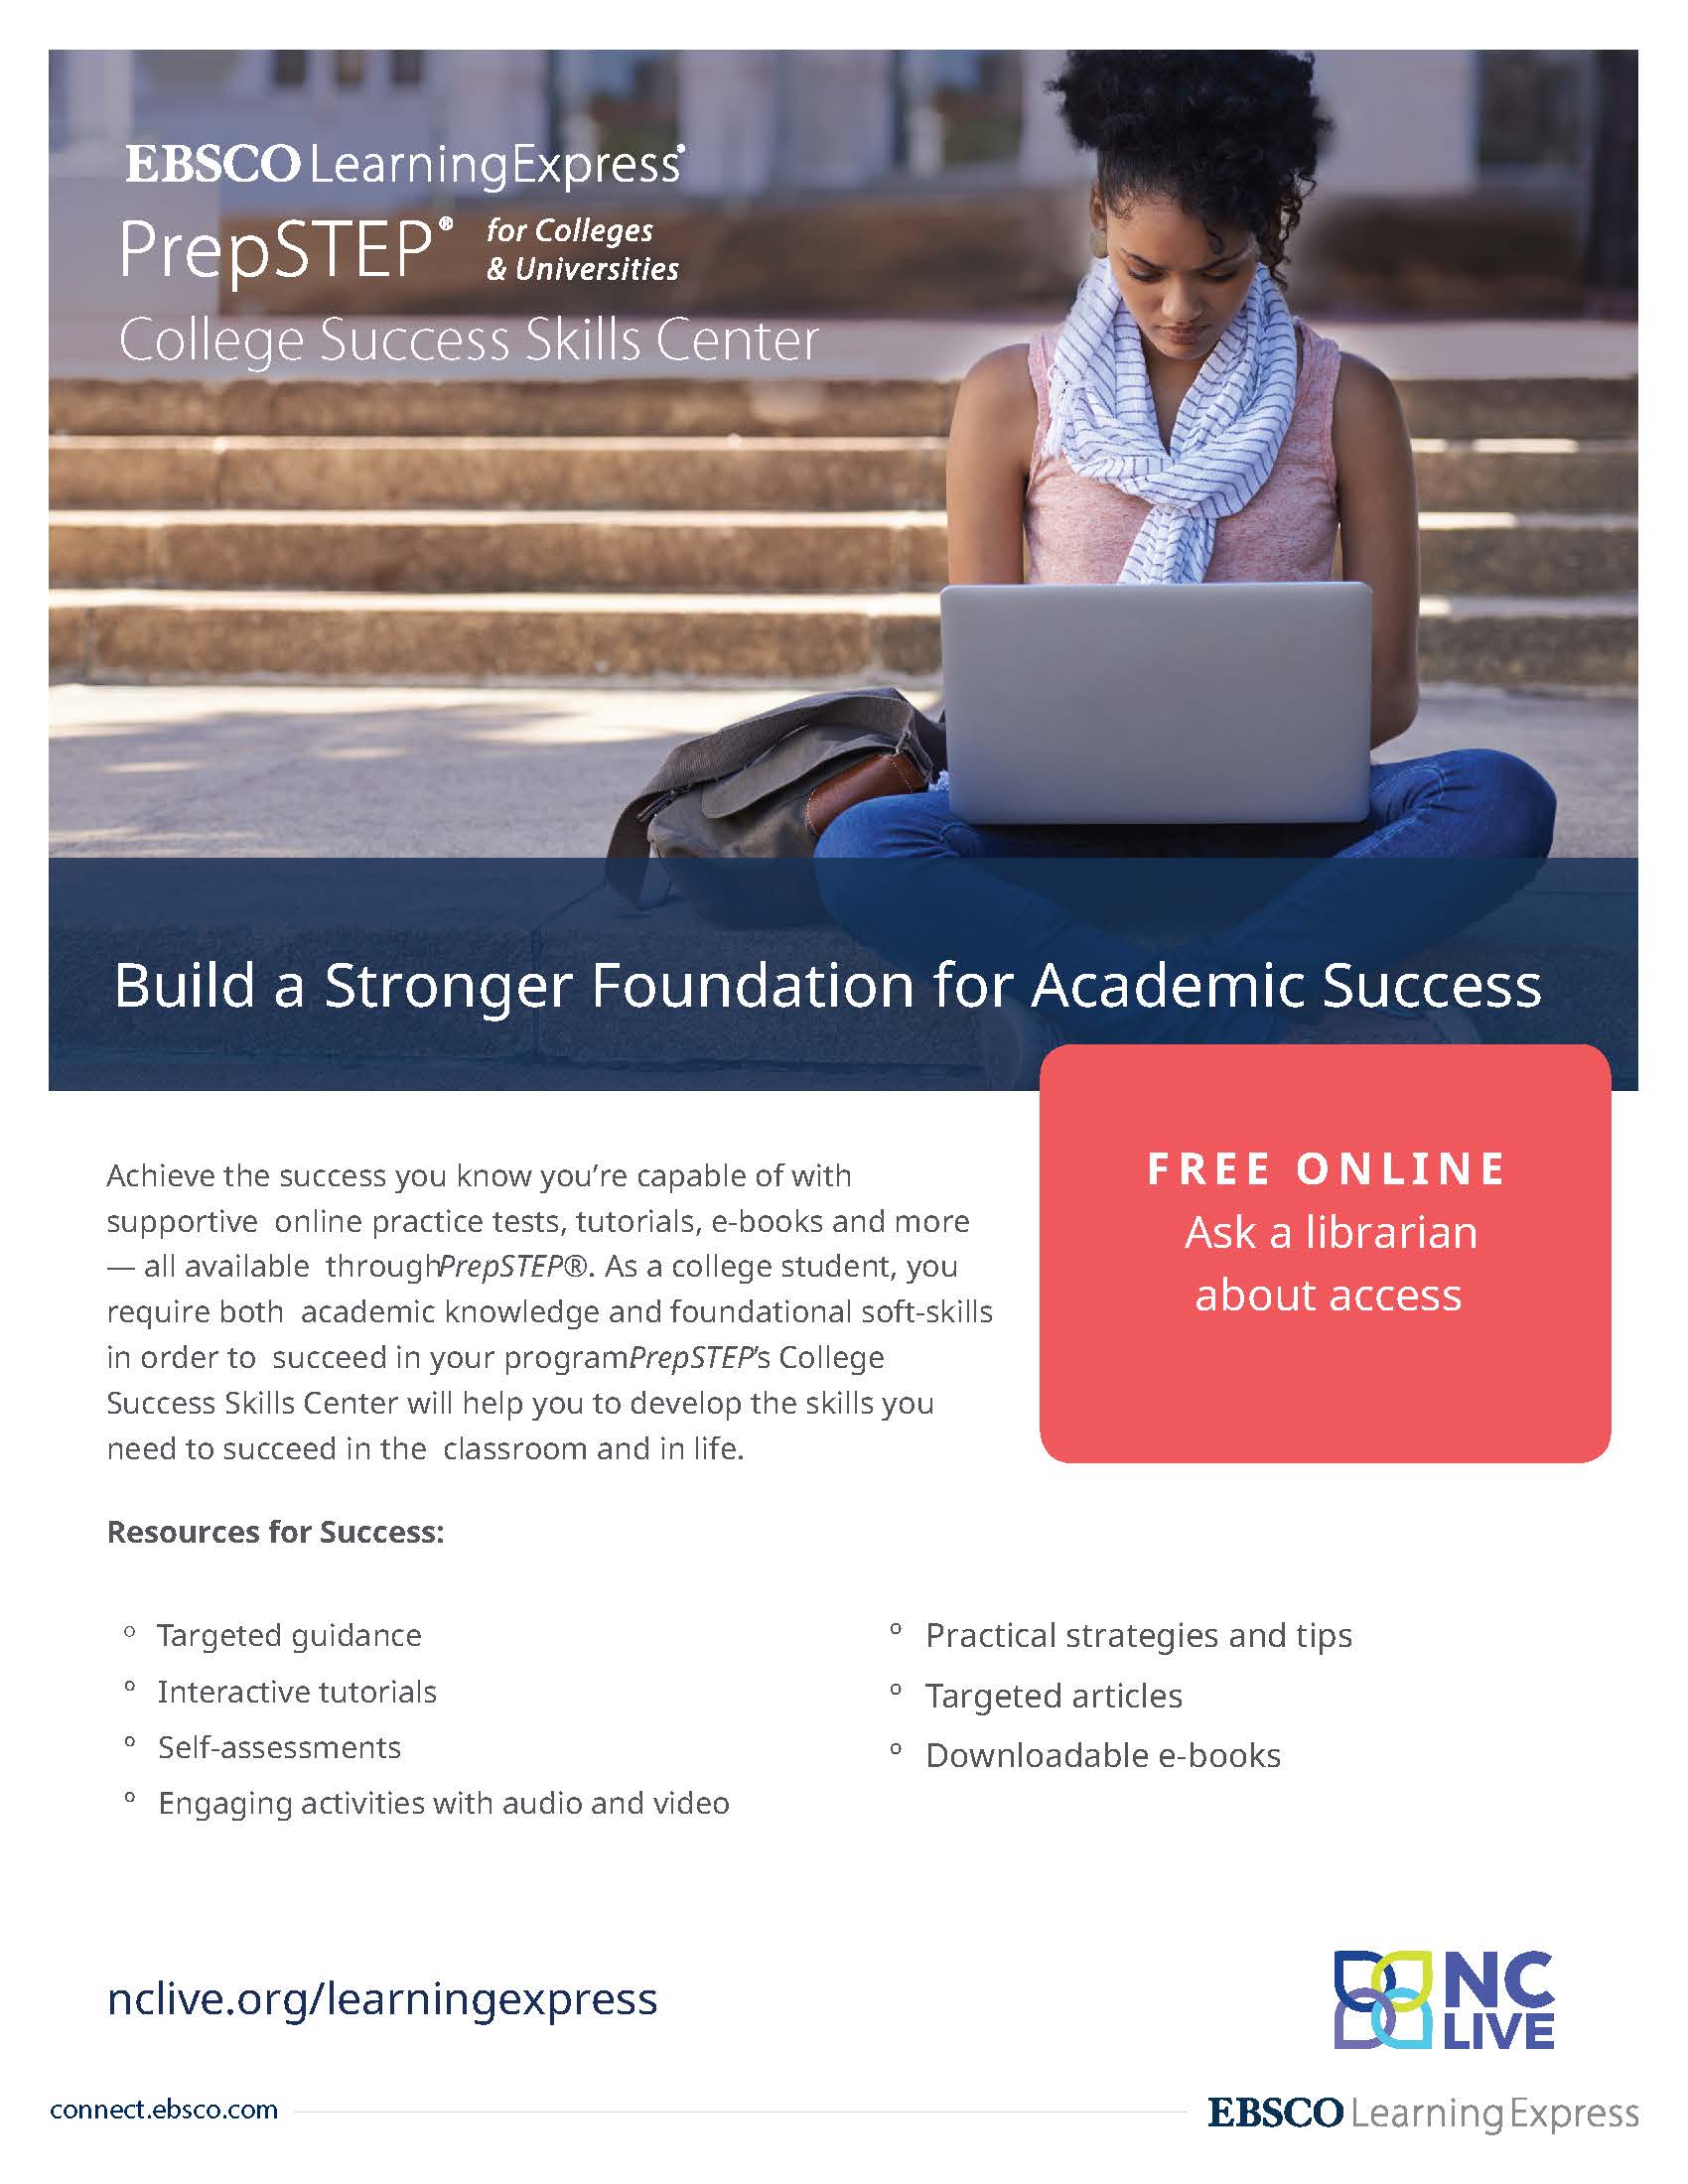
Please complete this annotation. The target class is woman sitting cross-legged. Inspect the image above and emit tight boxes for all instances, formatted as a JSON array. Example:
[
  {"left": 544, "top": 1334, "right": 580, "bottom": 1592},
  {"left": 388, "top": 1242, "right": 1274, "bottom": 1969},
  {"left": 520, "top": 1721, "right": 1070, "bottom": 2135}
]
[{"left": 814, "top": 50, "right": 1556, "bottom": 1076}]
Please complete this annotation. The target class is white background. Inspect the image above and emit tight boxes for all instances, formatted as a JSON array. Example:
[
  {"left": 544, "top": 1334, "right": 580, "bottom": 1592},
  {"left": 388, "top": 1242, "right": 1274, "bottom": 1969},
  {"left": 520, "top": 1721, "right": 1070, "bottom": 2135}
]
[
  {"left": 13, "top": 7, "right": 1682, "bottom": 2180},
  {"left": 9, "top": 1094, "right": 1680, "bottom": 2181}
]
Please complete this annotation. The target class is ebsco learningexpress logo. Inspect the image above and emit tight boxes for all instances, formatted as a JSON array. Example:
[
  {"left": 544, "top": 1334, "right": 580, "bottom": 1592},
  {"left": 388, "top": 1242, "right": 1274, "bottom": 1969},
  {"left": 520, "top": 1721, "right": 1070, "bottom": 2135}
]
[{"left": 1335, "top": 1951, "right": 1555, "bottom": 2051}]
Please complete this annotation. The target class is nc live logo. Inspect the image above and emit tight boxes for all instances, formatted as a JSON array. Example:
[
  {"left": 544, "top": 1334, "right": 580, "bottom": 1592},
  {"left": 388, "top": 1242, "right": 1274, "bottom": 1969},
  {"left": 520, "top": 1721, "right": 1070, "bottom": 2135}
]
[{"left": 1335, "top": 1951, "right": 1555, "bottom": 2051}]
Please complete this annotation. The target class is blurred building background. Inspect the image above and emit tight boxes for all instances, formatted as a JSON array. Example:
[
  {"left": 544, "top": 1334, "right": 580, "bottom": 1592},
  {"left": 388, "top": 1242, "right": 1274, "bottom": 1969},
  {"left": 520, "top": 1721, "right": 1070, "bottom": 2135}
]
[
  {"left": 50, "top": 49, "right": 1636, "bottom": 316},
  {"left": 49, "top": 45, "right": 1637, "bottom": 822}
]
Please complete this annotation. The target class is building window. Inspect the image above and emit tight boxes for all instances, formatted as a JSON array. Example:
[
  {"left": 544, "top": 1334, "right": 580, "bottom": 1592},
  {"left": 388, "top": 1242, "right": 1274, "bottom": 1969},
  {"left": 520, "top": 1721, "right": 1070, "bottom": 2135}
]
[
  {"left": 391, "top": 53, "right": 425, "bottom": 88},
  {"left": 272, "top": 53, "right": 308, "bottom": 89},
  {"left": 551, "top": 53, "right": 681, "bottom": 164},
  {"left": 594, "top": 53, "right": 680, "bottom": 161},
  {"left": 334, "top": 52, "right": 366, "bottom": 91},
  {"left": 896, "top": 52, "right": 1024, "bottom": 176},
  {"left": 1477, "top": 52, "right": 1592, "bottom": 171}
]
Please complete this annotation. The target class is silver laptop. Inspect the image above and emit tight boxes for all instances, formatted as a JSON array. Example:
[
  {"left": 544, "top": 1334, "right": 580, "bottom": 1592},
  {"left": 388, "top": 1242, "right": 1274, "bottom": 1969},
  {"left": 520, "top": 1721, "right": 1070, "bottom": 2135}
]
[{"left": 940, "top": 582, "right": 1372, "bottom": 824}]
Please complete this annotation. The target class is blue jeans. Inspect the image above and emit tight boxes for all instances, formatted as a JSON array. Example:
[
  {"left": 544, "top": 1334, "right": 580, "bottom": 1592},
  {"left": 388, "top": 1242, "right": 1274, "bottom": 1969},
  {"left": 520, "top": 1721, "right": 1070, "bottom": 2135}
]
[{"left": 813, "top": 749, "right": 1557, "bottom": 1036}]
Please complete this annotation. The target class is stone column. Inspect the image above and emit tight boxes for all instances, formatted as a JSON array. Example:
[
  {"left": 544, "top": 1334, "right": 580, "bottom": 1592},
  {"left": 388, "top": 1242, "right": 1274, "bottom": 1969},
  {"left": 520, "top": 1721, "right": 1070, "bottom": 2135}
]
[
  {"left": 1018, "top": 53, "right": 1088, "bottom": 184},
  {"left": 899, "top": 53, "right": 944, "bottom": 181},
  {"left": 442, "top": 50, "right": 547, "bottom": 165},
  {"left": 1316, "top": 51, "right": 1481, "bottom": 199},
  {"left": 773, "top": 53, "right": 897, "bottom": 189},
  {"left": 676, "top": 51, "right": 778, "bottom": 197},
  {"left": 53, "top": 50, "right": 134, "bottom": 176},
  {"left": 553, "top": 51, "right": 600, "bottom": 162}
]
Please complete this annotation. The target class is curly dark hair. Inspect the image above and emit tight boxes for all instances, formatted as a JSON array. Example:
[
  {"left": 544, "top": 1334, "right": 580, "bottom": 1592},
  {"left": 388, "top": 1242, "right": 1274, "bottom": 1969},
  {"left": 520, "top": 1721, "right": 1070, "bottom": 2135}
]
[{"left": 1049, "top": 51, "right": 1329, "bottom": 282}]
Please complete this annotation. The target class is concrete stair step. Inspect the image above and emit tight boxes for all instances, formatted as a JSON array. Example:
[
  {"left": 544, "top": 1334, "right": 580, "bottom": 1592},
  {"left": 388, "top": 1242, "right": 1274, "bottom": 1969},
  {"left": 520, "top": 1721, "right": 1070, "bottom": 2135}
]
[
  {"left": 49, "top": 435, "right": 949, "bottom": 514},
  {"left": 49, "top": 378, "right": 959, "bottom": 442},
  {"left": 47, "top": 509, "right": 952, "bottom": 595},
  {"left": 50, "top": 374, "right": 1636, "bottom": 443},
  {"left": 48, "top": 589, "right": 945, "bottom": 683},
  {"left": 1411, "top": 440, "right": 1635, "bottom": 513},
  {"left": 51, "top": 433, "right": 1634, "bottom": 515},
  {"left": 1417, "top": 594, "right": 1637, "bottom": 687},
  {"left": 52, "top": 507, "right": 1634, "bottom": 599},
  {"left": 1417, "top": 513, "right": 1635, "bottom": 596},
  {"left": 1397, "top": 379, "right": 1634, "bottom": 441},
  {"left": 50, "top": 587, "right": 1635, "bottom": 688}
]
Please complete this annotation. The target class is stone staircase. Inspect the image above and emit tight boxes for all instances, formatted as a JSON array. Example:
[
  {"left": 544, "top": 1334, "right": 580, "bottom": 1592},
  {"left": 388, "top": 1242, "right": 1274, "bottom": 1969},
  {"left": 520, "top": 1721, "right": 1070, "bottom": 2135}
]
[{"left": 49, "top": 374, "right": 1636, "bottom": 688}]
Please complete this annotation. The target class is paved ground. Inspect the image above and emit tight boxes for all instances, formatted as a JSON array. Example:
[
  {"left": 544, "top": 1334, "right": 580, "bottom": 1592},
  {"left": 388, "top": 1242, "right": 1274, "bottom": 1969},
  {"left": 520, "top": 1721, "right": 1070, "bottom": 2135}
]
[{"left": 51, "top": 682, "right": 1635, "bottom": 861}]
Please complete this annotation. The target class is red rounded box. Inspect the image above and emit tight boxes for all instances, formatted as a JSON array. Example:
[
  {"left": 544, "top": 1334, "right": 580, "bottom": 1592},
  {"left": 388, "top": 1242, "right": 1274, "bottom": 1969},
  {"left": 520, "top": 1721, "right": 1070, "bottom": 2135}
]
[{"left": 1040, "top": 1044, "right": 1611, "bottom": 1464}]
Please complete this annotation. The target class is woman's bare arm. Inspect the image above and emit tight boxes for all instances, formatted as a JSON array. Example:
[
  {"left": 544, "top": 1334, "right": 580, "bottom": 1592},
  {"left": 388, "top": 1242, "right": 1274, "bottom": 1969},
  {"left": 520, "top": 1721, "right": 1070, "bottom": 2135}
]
[
  {"left": 944, "top": 345, "right": 1039, "bottom": 584},
  {"left": 1332, "top": 353, "right": 1421, "bottom": 747}
]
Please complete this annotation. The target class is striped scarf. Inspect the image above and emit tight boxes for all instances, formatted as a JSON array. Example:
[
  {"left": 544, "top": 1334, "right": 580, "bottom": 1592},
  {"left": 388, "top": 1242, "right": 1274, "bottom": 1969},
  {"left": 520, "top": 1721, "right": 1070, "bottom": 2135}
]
[{"left": 1044, "top": 259, "right": 1301, "bottom": 585}]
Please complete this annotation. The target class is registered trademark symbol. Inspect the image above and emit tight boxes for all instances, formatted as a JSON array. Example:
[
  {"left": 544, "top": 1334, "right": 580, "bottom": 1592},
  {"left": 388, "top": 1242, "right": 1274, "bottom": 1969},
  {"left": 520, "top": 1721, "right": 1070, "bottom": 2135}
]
[{"left": 438, "top": 215, "right": 454, "bottom": 231}]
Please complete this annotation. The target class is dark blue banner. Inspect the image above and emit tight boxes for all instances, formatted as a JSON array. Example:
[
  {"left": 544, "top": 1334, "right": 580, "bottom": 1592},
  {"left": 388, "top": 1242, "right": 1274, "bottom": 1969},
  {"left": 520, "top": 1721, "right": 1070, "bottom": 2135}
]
[{"left": 50, "top": 856, "right": 1637, "bottom": 1090}]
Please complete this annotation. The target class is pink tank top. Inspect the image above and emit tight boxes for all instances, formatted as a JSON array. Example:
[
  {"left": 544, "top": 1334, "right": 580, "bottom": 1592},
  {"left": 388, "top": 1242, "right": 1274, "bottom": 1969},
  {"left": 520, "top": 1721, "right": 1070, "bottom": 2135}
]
[{"left": 1024, "top": 321, "right": 1342, "bottom": 584}]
